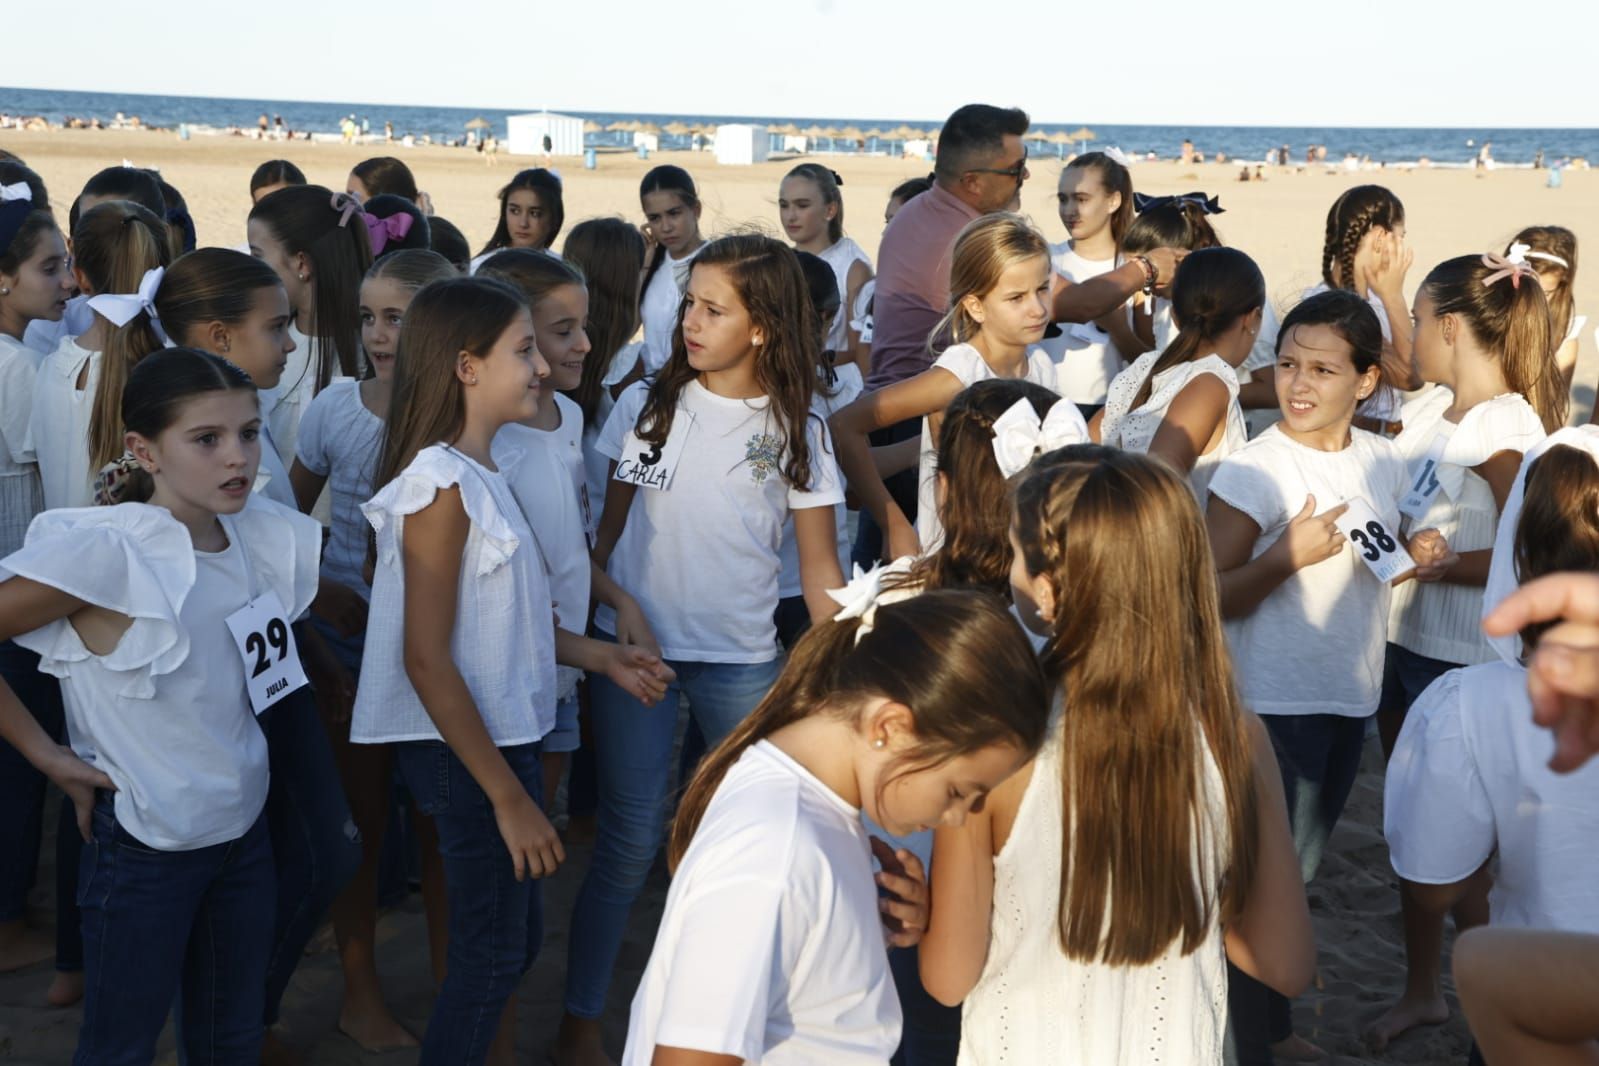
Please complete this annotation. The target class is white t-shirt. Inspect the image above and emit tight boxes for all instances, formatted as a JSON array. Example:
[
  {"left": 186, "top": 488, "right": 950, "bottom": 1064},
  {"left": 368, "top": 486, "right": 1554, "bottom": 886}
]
[
  {"left": 351, "top": 444, "right": 558, "bottom": 746},
  {"left": 494, "top": 395, "right": 592, "bottom": 701},
  {"left": 1100, "top": 351, "right": 1248, "bottom": 503},
  {"left": 1386, "top": 662, "right": 1599, "bottom": 933},
  {"left": 1039, "top": 242, "right": 1124, "bottom": 405},
  {"left": 818, "top": 237, "right": 874, "bottom": 352},
  {"left": 29, "top": 336, "right": 100, "bottom": 511},
  {"left": 916, "top": 343, "right": 1062, "bottom": 550},
  {"left": 2, "top": 498, "right": 319, "bottom": 849},
  {"left": 1387, "top": 388, "right": 1546, "bottom": 665},
  {"left": 294, "top": 380, "right": 385, "bottom": 600},
  {"left": 624, "top": 741, "right": 901, "bottom": 1066},
  {"left": 778, "top": 361, "right": 862, "bottom": 598},
  {"left": 1208, "top": 425, "right": 1408, "bottom": 717},
  {"left": 640, "top": 248, "right": 699, "bottom": 374},
  {"left": 595, "top": 380, "right": 845, "bottom": 662}
]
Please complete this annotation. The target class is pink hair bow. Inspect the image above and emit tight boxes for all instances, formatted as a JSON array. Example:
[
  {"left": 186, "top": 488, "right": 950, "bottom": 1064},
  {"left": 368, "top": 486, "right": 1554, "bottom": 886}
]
[
  {"left": 1481, "top": 247, "right": 1537, "bottom": 290},
  {"left": 363, "top": 212, "right": 414, "bottom": 256},
  {"left": 329, "top": 192, "right": 361, "bottom": 228}
]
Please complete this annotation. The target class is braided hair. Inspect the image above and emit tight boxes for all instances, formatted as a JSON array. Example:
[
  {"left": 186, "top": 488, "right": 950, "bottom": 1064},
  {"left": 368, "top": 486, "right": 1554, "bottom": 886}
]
[{"left": 1321, "top": 185, "right": 1404, "bottom": 291}]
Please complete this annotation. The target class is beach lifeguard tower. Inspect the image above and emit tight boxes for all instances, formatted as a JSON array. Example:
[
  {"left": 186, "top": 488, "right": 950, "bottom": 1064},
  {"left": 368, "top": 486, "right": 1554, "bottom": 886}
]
[{"left": 506, "top": 111, "right": 583, "bottom": 157}]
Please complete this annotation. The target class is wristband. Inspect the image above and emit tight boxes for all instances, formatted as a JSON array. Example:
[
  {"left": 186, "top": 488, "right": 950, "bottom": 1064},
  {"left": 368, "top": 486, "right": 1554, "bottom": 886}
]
[{"left": 1129, "top": 255, "right": 1157, "bottom": 297}]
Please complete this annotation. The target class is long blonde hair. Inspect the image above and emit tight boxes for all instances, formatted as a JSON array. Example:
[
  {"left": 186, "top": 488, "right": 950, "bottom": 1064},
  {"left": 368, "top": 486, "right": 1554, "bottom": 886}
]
[
  {"left": 1012, "top": 446, "right": 1259, "bottom": 965},
  {"left": 931, "top": 212, "right": 1049, "bottom": 351}
]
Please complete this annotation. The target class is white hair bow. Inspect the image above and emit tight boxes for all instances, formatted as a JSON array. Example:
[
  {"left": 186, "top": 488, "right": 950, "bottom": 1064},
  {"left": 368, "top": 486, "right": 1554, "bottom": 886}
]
[
  {"left": 828, "top": 563, "right": 888, "bottom": 644},
  {"left": 1507, "top": 240, "right": 1570, "bottom": 270},
  {"left": 990, "top": 398, "right": 1090, "bottom": 478},
  {"left": 87, "top": 266, "right": 168, "bottom": 343},
  {"left": 0, "top": 183, "right": 32, "bottom": 204},
  {"left": 1102, "top": 146, "right": 1134, "bottom": 167}
]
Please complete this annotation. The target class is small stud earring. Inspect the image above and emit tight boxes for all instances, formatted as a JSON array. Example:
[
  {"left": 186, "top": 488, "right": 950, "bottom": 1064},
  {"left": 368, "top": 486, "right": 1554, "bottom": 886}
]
[
  {"left": 221, "top": 340, "right": 230, "bottom": 354},
  {"left": 872, "top": 737, "right": 886, "bottom": 750},
  {"left": 0, "top": 287, "right": 9, "bottom": 296},
  {"left": 297, "top": 272, "right": 308, "bottom": 282}
]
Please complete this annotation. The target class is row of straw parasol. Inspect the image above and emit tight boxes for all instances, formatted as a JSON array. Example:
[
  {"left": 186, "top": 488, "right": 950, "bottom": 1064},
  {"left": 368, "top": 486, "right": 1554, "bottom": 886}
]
[{"left": 539, "top": 118, "right": 1101, "bottom": 155}]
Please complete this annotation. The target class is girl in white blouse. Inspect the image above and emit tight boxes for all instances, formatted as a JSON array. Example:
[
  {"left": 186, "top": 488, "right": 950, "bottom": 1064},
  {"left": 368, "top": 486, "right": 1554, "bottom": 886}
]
[
  {"left": 350, "top": 276, "right": 669, "bottom": 1066},
  {"left": 922, "top": 447, "right": 1313, "bottom": 1066},
  {"left": 626, "top": 590, "right": 1049, "bottom": 1066},
  {"left": 0, "top": 348, "right": 321, "bottom": 1063},
  {"left": 1368, "top": 251, "right": 1567, "bottom": 1051},
  {"left": 1094, "top": 247, "right": 1261, "bottom": 502}
]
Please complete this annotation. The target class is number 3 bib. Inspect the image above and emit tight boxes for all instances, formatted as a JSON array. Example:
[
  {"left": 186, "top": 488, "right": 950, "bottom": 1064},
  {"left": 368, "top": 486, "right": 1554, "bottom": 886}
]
[
  {"left": 614, "top": 412, "right": 695, "bottom": 491},
  {"left": 223, "top": 546, "right": 309, "bottom": 716},
  {"left": 1335, "top": 497, "right": 1415, "bottom": 584}
]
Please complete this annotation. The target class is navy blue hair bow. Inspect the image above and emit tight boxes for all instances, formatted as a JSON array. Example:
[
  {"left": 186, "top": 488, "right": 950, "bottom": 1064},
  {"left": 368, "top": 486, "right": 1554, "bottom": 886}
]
[{"left": 1133, "top": 191, "right": 1223, "bottom": 215}]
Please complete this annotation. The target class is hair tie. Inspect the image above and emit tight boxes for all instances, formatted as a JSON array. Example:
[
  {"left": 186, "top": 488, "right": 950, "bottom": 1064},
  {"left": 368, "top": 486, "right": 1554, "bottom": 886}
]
[
  {"left": 830, "top": 168, "right": 844, "bottom": 187},
  {"left": 1133, "top": 191, "right": 1224, "bottom": 215},
  {"left": 1482, "top": 247, "right": 1538, "bottom": 290},
  {"left": 86, "top": 266, "right": 169, "bottom": 344},
  {"left": 989, "top": 398, "right": 1091, "bottom": 478},
  {"left": 363, "top": 212, "right": 414, "bottom": 256},
  {"left": 330, "top": 191, "right": 361, "bottom": 228},
  {"left": 93, "top": 451, "right": 146, "bottom": 506},
  {"left": 827, "top": 564, "right": 889, "bottom": 645}
]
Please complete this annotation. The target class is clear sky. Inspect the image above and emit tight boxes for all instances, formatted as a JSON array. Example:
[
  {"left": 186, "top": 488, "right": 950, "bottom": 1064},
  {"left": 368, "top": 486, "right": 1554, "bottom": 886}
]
[{"left": 9, "top": 0, "right": 1596, "bottom": 127}]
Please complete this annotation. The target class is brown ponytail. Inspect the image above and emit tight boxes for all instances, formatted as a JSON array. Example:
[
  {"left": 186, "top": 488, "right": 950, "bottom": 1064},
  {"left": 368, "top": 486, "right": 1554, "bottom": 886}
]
[
  {"left": 75, "top": 201, "right": 176, "bottom": 471},
  {"left": 668, "top": 589, "right": 1050, "bottom": 871},
  {"left": 1422, "top": 255, "right": 1567, "bottom": 432}
]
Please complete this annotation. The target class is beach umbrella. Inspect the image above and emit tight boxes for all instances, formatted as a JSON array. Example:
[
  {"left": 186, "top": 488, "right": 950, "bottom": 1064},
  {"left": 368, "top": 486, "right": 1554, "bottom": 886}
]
[
  {"left": 606, "top": 120, "right": 631, "bottom": 132},
  {"left": 464, "top": 117, "right": 492, "bottom": 131},
  {"left": 583, "top": 120, "right": 603, "bottom": 133},
  {"left": 664, "top": 121, "right": 692, "bottom": 136},
  {"left": 1068, "top": 126, "right": 1097, "bottom": 154},
  {"left": 637, "top": 121, "right": 662, "bottom": 135},
  {"left": 1047, "top": 129, "right": 1075, "bottom": 158}
]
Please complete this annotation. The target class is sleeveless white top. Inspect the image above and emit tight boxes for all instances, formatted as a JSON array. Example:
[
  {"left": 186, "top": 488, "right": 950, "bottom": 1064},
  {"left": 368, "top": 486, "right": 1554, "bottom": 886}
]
[
  {"left": 1100, "top": 351, "right": 1248, "bottom": 502},
  {"left": 959, "top": 709, "right": 1232, "bottom": 1066}
]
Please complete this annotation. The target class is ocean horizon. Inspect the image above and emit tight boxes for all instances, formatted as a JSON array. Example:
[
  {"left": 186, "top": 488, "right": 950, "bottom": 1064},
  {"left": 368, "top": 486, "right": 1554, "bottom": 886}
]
[{"left": 4, "top": 85, "right": 1597, "bottom": 166}]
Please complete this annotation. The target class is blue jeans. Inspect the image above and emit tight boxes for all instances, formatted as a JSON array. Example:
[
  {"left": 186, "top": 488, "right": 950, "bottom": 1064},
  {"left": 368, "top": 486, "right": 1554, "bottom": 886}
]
[
  {"left": 852, "top": 417, "right": 921, "bottom": 570},
  {"left": 0, "top": 640, "right": 65, "bottom": 923},
  {"left": 1379, "top": 642, "right": 1460, "bottom": 726},
  {"left": 564, "top": 654, "right": 782, "bottom": 1018},
  {"left": 74, "top": 796, "right": 275, "bottom": 1065},
  {"left": 393, "top": 740, "right": 545, "bottom": 1066},
  {"left": 258, "top": 678, "right": 362, "bottom": 1026},
  {"left": 1226, "top": 712, "right": 1368, "bottom": 1061}
]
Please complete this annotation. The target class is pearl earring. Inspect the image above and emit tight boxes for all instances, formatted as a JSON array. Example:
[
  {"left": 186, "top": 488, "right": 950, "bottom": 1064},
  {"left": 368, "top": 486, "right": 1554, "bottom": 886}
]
[
  {"left": 0, "top": 287, "right": 9, "bottom": 296},
  {"left": 872, "top": 737, "right": 886, "bottom": 750},
  {"left": 297, "top": 272, "right": 308, "bottom": 282}
]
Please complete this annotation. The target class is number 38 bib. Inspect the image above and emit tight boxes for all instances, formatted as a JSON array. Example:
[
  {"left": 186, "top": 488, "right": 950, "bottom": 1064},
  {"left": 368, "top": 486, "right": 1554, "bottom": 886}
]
[{"left": 1335, "top": 497, "right": 1415, "bottom": 584}]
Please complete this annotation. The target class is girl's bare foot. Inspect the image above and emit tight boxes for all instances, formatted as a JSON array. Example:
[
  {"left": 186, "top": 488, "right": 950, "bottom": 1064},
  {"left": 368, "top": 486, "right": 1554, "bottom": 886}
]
[
  {"left": 338, "top": 997, "right": 419, "bottom": 1052},
  {"left": 552, "top": 1013, "right": 615, "bottom": 1066},
  {"left": 1269, "top": 1033, "right": 1327, "bottom": 1062},
  {"left": 1364, "top": 991, "right": 1450, "bottom": 1052},
  {"left": 46, "top": 969, "right": 83, "bottom": 1007},
  {"left": 0, "top": 921, "right": 54, "bottom": 972}
]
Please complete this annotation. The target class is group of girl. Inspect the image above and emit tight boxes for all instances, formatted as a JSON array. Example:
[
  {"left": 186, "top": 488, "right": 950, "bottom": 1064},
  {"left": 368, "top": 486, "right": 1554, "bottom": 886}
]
[{"left": 0, "top": 134, "right": 1589, "bottom": 1066}]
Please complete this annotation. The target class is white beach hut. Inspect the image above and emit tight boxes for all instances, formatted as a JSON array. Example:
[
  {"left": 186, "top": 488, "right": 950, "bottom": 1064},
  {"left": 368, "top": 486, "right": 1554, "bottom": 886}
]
[
  {"left": 506, "top": 111, "right": 584, "bottom": 156},
  {"left": 714, "top": 123, "right": 769, "bottom": 166}
]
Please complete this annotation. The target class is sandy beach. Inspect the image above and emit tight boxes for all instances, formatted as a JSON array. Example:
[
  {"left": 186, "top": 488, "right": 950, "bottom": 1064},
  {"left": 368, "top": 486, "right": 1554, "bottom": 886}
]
[{"left": 1, "top": 127, "right": 1594, "bottom": 1064}]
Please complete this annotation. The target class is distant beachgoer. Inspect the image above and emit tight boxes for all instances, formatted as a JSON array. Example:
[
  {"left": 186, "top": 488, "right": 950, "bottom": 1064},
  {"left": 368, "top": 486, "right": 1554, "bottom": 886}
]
[
  {"left": 383, "top": 120, "right": 393, "bottom": 143},
  {"left": 1182, "top": 137, "right": 1195, "bottom": 165}
]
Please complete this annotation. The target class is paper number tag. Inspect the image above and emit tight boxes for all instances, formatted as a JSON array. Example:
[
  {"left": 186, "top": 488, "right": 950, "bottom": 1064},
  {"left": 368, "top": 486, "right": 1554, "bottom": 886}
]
[
  {"left": 1398, "top": 435, "right": 1448, "bottom": 519},
  {"left": 613, "top": 412, "right": 694, "bottom": 491},
  {"left": 1335, "top": 497, "right": 1415, "bottom": 584},
  {"left": 224, "top": 591, "right": 309, "bottom": 716},
  {"left": 1069, "top": 320, "right": 1108, "bottom": 344}
]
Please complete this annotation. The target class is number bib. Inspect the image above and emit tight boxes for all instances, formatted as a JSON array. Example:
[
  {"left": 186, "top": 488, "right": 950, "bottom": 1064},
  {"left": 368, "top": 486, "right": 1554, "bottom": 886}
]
[
  {"left": 614, "top": 412, "right": 695, "bottom": 491},
  {"left": 224, "top": 590, "right": 309, "bottom": 716},
  {"left": 1336, "top": 497, "right": 1415, "bottom": 584},
  {"left": 1398, "top": 434, "right": 1449, "bottom": 519}
]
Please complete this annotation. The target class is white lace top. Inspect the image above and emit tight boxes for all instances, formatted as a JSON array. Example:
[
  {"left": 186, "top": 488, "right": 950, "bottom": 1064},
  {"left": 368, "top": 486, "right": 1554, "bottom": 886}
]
[
  {"left": 1101, "top": 351, "right": 1247, "bottom": 502},
  {"left": 959, "top": 708, "right": 1231, "bottom": 1066}
]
